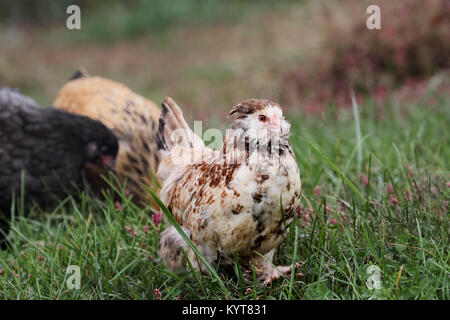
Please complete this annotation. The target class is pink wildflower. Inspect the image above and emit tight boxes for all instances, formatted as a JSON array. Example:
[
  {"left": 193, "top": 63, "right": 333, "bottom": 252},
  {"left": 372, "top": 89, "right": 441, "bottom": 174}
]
[
  {"left": 446, "top": 182, "right": 450, "bottom": 188},
  {"left": 154, "top": 288, "right": 162, "bottom": 300},
  {"left": 387, "top": 183, "right": 395, "bottom": 194},
  {"left": 243, "top": 270, "right": 250, "bottom": 283},
  {"left": 296, "top": 205, "right": 303, "bottom": 218},
  {"left": 300, "top": 208, "right": 314, "bottom": 227},
  {"left": 405, "top": 189, "right": 411, "bottom": 201},
  {"left": 124, "top": 226, "right": 136, "bottom": 237},
  {"left": 152, "top": 211, "right": 162, "bottom": 226},
  {"left": 405, "top": 162, "right": 414, "bottom": 179},
  {"left": 360, "top": 173, "right": 369, "bottom": 186},
  {"left": 115, "top": 201, "right": 122, "bottom": 211},
  {"left": 143, "top": 226, "right": 149, "bottom": 233},
  {"left": 329, "top": 218, "right": 337, "bottom": 225},
  {"left": 390, "top": 194, "right": 399, "bottom": 206},
  {"left": 0, "top": 269, "right": 3, "bottom": 275},
  {"left": 314, "top": 186, "right": 322, "bottom": 195},
  {"left": 245, "top": 288, "right": 252, "bottom": 295}
]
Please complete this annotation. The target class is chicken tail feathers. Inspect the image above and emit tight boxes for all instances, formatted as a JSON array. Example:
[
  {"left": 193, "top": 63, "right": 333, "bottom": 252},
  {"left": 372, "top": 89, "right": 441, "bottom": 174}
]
[
  {"left": 157, "top": 97, "right": 197, "bottom": 151},
  {"left": 69, "top": 68, "right": 90, "bottom": 81}
]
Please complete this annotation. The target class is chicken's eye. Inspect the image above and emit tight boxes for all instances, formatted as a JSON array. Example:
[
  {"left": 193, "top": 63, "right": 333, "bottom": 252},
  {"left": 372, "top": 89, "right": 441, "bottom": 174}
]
[{"left": 258, "top": 115, "right": 267, "bottom": 122}]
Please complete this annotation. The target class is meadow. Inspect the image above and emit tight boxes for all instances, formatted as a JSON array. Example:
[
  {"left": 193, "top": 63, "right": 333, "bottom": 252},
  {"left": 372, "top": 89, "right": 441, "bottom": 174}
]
[
  {"left": 0, "top": 0, "right": 448, "bottom": 300},
  {"left": 0, "top": 94, "right": 448, "bottom": 299}
]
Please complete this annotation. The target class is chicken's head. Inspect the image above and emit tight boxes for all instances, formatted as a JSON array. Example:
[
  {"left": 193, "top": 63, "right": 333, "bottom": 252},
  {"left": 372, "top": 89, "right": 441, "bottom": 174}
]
[{"left": 228, "top": 99, "right": 291, "bottom": 148}]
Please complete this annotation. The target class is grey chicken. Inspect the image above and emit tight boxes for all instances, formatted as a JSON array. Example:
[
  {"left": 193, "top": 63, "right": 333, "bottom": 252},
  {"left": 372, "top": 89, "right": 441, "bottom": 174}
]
[{"left": 0, "top": 87, "right": 118, "bottom": 248}]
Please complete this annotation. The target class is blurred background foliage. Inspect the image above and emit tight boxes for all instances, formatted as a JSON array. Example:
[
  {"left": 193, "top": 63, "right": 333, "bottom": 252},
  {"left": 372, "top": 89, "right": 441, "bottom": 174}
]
[
  {"left": 283, "top": 0, "right": 450, "bottom": 109},
  {"left": 0, "top": 0, "right": 300, "bottom": 41},
  {"left": 0, "top": 0, "right": 448, "bottom": 122}
]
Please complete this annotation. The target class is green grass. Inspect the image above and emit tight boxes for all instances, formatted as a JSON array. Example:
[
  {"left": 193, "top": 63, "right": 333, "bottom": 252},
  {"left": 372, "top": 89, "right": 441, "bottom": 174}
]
[{"left": 0, "top": 97, "right": 448, "bottom": 300}]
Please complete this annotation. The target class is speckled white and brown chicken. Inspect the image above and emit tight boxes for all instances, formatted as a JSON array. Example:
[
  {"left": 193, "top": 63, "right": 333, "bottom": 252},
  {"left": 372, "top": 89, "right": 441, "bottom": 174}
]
[
  {"left": 157, "top": 97, "right": 302, "bottom": 283},
  {"left": 53, "top": 70, "right": 161, "bottom": 203}
]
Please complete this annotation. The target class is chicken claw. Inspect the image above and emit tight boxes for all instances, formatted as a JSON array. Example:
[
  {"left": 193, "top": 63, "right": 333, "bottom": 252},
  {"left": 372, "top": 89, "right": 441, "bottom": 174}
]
[{"left": 263, "top": 262, "right": 304, "bottom": 285}]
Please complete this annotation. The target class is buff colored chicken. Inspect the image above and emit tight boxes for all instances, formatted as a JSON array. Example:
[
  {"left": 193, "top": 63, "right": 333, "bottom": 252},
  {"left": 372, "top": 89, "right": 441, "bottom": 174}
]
[
  {"left": 53, "top": 70, "right": 161, "bottom": 203},
  {"left": 157, "top": 97, "right": 302, "bottom": 284}
]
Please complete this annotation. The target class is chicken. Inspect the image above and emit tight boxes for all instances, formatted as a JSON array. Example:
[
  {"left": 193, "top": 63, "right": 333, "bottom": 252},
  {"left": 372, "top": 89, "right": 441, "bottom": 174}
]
[
  {"left": 53, "top": 70, "right": 161, "bottom": 203},
  {"left": 0, "top": 87, "right": 118, "bottom": 248},
  {"left": 157, "top": 97, "right": 302, "bottom": 284}
]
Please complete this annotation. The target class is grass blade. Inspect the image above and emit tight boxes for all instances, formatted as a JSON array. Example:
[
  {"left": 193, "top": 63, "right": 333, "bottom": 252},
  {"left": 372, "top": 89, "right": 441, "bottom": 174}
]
[
  {"left": 299, "top": 136, "right": 364, "bottom": 201},
  {"left": 351, "top": 89, "right": 363, "bottom": 173},
  {"left": 145, "top": 187, "right": 229, "bottom": 295}
]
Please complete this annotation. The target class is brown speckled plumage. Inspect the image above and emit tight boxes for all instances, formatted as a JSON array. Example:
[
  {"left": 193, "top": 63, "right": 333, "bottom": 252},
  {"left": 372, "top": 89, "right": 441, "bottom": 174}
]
[
  {"left": 53, "top": 71, "right": 161, "bottom": 203},
  {"left": 157, "top": 97, "right": 302, "bottom": 283}
]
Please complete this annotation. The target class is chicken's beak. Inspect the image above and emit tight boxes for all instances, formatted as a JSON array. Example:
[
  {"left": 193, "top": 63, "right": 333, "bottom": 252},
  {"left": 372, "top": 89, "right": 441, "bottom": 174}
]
[
  {"left": 100, "top": 155, "right": 117, "bottom": 172},
  {"left": 268, "top": 114, "right": 281, "bottom": 130}
]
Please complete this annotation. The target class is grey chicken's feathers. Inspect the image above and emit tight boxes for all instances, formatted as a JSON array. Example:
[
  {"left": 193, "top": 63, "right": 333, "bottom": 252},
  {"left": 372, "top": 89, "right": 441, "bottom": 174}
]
[{"left": 0, "top": 87, "right": 118, "bottom": 247}]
